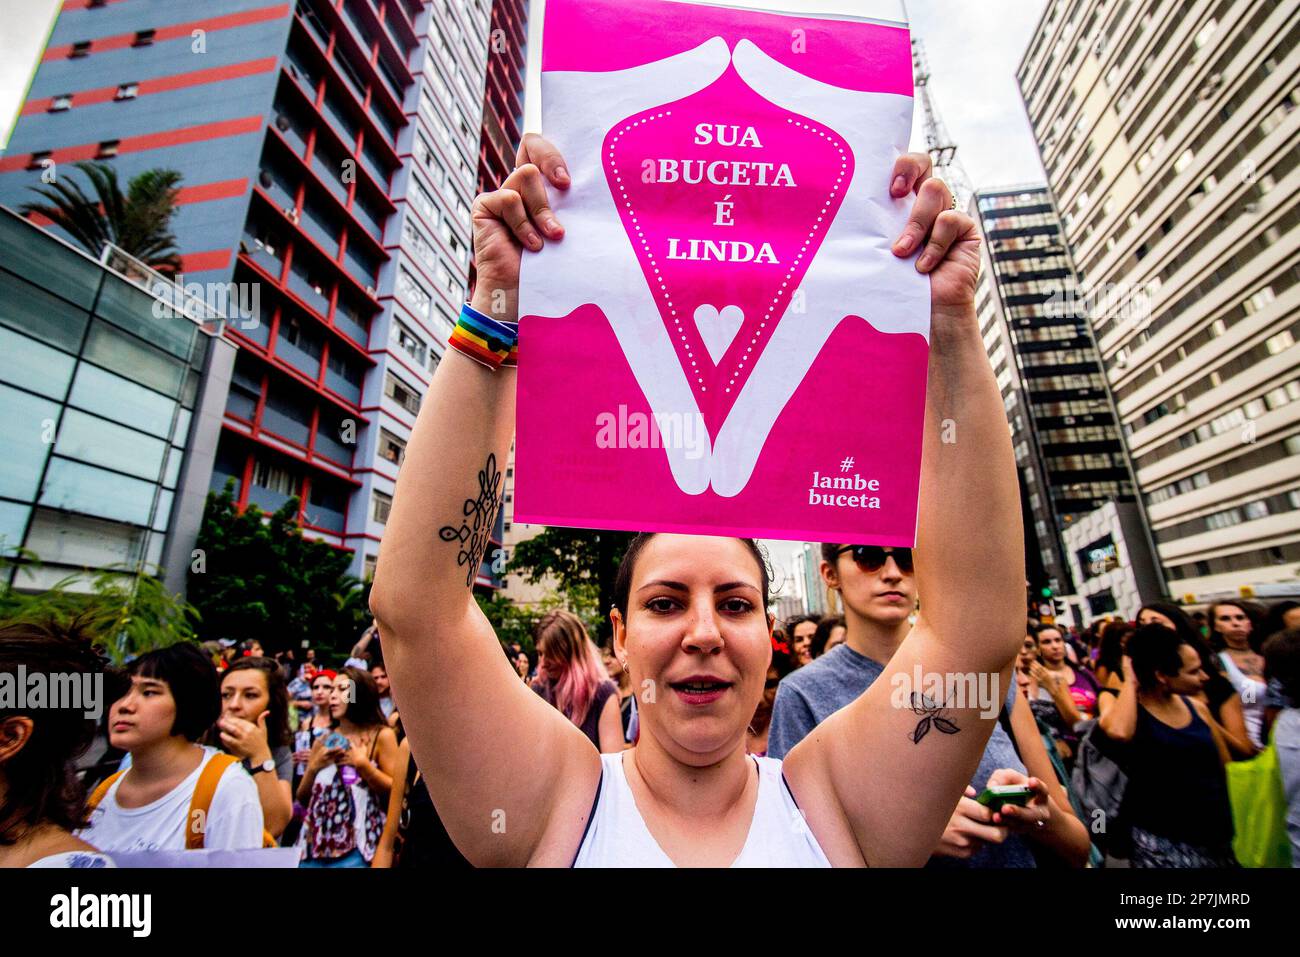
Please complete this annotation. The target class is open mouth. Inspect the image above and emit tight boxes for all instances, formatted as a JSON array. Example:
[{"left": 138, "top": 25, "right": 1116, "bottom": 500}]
[{"left": 668, "top": 677, "right": 734, "bottom": 704}]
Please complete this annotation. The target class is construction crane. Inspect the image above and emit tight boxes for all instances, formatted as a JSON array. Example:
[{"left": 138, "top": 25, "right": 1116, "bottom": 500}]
[{"left": 903, "top": 4, "right": 975, "bottom": 211}]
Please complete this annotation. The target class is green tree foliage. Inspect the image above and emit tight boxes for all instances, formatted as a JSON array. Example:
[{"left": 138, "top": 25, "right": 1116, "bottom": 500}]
[
  {"left": 506, "top": 528, "right": 635, "bottom": 640},
  {"left": 188, "top": 481, "right": 370, "bottom": 659},
  {"left": 0, "top": 549, "right": 198, "bottom": 666},
  {"left": 21, "top": 161, "right": 183, "bottom": 274}
]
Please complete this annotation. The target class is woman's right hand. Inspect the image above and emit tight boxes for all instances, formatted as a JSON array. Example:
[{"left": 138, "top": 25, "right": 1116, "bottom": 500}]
[
  {"left": 469, "top": 133, "right": 570, "bottom": 324},
  {"left": 933, "top": 786, "right": 1007, "bottom": 860},
  {"left": 305, "top": 738, "right": 332, "bottom": 773}
]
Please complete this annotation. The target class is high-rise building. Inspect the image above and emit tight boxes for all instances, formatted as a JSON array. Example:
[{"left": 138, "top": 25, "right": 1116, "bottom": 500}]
[
  {"left": 1, "top": 0, "right": 526, "bottom": 592},
  {"left": 0, "top": 206, "right": 235, "bottom": 595},
  {"left": 1017, "top": 0, "right": 1300, "bottom": 602},
  {"left": 972, "top": 184, "right": 1162, "bottom": 618}
]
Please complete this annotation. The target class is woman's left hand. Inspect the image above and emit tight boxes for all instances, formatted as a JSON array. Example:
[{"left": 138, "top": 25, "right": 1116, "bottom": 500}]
[
  {"left": 218, "top": 710, "right": 271, "bottom": 764},
  {"left": 889, "top": 153, "right": 982, "bottom": 319},
  {"left": 986, "top": 769, "right": 1052, "bottom": 835},
  {"left": 336, "top": 738, "right": 369, "bottom": 770}
]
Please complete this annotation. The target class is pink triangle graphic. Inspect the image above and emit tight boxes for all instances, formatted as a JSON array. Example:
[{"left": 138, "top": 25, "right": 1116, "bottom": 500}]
[{"left": 603, "top": 64, "right": 854, "bottom": 440}]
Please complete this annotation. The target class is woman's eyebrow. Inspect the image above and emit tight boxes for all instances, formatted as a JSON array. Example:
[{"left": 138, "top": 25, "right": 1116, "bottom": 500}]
[{"left": 636, "top": 580, "right": 759, "bottom": 593}]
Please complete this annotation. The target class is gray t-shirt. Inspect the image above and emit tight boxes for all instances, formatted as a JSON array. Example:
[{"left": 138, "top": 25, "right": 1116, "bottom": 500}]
[
  {"left": 1275, "top": 707, "right": 1300, "bottom": 868},
  {"left": 768, "top": 642, "right": 1034, "bottom": 868}
]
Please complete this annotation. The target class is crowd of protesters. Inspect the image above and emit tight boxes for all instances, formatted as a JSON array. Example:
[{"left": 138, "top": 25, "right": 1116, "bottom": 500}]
[{"left": 2, "top": 571, "right": 1298, "bottom": 869}]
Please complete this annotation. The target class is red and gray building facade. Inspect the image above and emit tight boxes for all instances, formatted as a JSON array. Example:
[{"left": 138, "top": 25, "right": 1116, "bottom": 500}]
[{"left": 0, "top": 0, "right": 527, "bottom": 590}]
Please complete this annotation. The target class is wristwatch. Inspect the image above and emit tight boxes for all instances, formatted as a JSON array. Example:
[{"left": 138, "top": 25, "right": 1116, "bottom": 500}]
[{"left": 245, "top": 757, "right": 276, "bottom": 776}]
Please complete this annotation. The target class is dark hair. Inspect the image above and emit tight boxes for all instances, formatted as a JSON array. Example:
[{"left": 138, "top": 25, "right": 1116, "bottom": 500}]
[
  {"left": 1263, "top": 628, "right": 1300, "bottom": 704},
  {"left": 1261, "top": 601, "right": 1300, "bottom": 646},
  {"left": 769, "top": 635, "right": 797, "bottom": 679},
  {"left": 218, "top": 657, "right": 291, "bottom": 750},
  {"left": 1207, "top": 600, "right": 1258, "bottom": 652},
  {"left": 1127, "top": 624, "right": 1193, "bottom": 691},
  {"left": 612, "top": 533, "right": 771, "bottom": 620},
  {"left": 1138, "top": 601, "right": 1233, "bottom": 701},
  {"left": 810, "top": 615, "right": 845, "bottom": 658},
  {"left": 1095, "top": 620, "right": 1134, "bottom": 677},
  {"left": 338, "top": 666, "right": 387, "bottom": 730},
  {"left": 1033, "top": 623, "right": 1064, "bottom": 640},
  {"left": 785, "top": 614, "right": 819, "bottom": 639},
  {"left": 0, "top": 617, "right": 125, "bottom": 845},
  {"left": 127, "top": 643, "right": 221, "bottom": 742}
]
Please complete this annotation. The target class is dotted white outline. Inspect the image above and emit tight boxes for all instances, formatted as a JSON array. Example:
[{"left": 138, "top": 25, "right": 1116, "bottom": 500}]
[{"left": 607, "top": 113, "right": 850, "bottom": 397}]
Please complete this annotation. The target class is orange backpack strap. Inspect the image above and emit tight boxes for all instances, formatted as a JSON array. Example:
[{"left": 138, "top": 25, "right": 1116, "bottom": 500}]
[
  {"left": 186, "top": 752, "right": 240, "bottom": 850},
  {"left": 86, "top": 769, "right": 127, "bottom": 811}
]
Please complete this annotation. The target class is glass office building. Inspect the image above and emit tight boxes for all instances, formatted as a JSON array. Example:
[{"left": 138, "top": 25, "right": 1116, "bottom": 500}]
[{"left": 0, "top": 207, "right": 234, "bottom": 594}]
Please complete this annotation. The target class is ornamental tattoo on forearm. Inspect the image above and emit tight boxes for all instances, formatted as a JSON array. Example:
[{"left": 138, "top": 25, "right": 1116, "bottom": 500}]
[{"left": 439, "top": 453, "right": 503, "bottom": 588}]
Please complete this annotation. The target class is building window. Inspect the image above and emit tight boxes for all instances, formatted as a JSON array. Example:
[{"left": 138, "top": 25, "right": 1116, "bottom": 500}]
[
  {"left": 384, "top": 371, "right": 421, "bottom": 416},
  {"left": 96, "top": 140, "right": 120, "bottom": 159},
  {"left": 132, "top": 29, "right": 156, "bottom": 47},
  {"left": 396, "top": 267, "right": 432, "bottom": 320},
  {"left": 391, "top": 320, "right": 426, "bottom": 365},
  {"left": 70, "top": 41, "right": 92, "bottom": 58},
  {"left": 372, "top": 490, "right": 392, "bottom": 524},
  {"left": 50, "top": 94, "right": 72, "bottom": 112},
  {"left": 115, "top": 83, "right": 139, "bottom": 101},
  {"left": 378, "top": 428, "right": 406, "bottom": 465},
  {"left": 252, "top": 459, "right": 297, "bottom": 495}
]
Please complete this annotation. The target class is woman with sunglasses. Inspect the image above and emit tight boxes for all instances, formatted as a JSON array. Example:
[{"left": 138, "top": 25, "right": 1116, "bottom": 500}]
[
  {"left": 370, "top": 135, "right": 1026, "bottom": 866},
  {"left": 771, "top": 542, "right": 1090, "bottom": 867}
]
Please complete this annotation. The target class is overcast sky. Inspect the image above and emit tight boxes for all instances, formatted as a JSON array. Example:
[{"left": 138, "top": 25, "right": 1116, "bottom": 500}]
[{"left": 0, "top": 0, "right": 58, "bottom": 152}]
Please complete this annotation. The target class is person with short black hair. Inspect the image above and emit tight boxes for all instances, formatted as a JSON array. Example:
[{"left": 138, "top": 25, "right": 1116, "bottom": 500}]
[
  {"left": 0, "top": 617, "right": 124, "bottom": 868},
  {"left": 1098, "top": 624, "right": 1235, "bottom": 867},
  {"left": 80, "top": 643, "right": 265, "bottom": 853},
  {"left": 1137, "top": 601, "right": 1253, "bottom": 759}
]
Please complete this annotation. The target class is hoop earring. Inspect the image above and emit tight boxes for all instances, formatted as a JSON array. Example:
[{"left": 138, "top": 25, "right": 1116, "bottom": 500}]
[{"left": 620, "top": 658, "right": 628, "bottom": 674}]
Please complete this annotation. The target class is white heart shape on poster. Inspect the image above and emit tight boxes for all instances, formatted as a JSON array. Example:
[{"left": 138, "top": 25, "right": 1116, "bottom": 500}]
[{"left": 693, "top": 304, "right": 744, "bottom": 364}]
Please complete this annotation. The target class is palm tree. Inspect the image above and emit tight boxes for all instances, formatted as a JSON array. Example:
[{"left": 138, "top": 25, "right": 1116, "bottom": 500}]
[{"left": 21, "top": 161, "right": 184, "bottom": 275}]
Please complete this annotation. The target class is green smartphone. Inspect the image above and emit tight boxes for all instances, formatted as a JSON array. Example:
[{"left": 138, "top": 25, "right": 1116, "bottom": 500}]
[{"left": 976, "top": 784, "right": 1033, "bottom": 810}]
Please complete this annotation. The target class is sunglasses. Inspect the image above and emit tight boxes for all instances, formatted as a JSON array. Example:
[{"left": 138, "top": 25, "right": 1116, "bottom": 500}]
[{"left": 834, "top": 544, "right": 914, "bottom": 573}]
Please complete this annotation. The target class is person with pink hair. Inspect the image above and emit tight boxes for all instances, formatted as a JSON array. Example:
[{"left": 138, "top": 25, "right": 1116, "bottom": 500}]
[{"left": 530, "top": 611, "right": 625, "bottom": 754}]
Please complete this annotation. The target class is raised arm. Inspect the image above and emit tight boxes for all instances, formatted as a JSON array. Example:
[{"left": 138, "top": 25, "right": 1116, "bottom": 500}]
[
  {"left": 784, "top": 156, "right": 1025, "bottom": 866},
  {"left": 369, "top": 136, "right": 601, "bottom": 867},
  {"left": 1098, "top": 657, "right": 1139, "bottom": 741}
]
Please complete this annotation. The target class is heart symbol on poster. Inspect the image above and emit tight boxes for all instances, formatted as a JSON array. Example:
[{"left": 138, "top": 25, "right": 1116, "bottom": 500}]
[
  {"left": 603, "top": 63, "right": 852, "bottom": 440},
  {"left": 693, "top": 304, "right": 744, "bottom": 364}
]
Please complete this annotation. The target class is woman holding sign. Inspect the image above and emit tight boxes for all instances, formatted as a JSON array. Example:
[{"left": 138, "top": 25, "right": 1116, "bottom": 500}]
[{"left": 370, "top": 133, "right": 1026, "bottom": 866}]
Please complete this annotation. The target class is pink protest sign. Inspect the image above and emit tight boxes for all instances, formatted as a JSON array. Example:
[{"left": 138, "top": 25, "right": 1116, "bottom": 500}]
[{"left": 515, "top": 0, "right": 931, "bottom": 545}]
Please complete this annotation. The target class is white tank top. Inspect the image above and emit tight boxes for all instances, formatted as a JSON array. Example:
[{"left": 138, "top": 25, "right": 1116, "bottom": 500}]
[
  {"left": 1219, "top": 651, "right": 1267, "bottom": 748},
  {"left": 572, "top": 752, "right": 830, "bottom": 867}
]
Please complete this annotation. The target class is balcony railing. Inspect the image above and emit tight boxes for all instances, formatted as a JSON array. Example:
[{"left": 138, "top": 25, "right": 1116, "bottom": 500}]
[{"left": 100, "top": 244, "right": 226, "bottom": 336}]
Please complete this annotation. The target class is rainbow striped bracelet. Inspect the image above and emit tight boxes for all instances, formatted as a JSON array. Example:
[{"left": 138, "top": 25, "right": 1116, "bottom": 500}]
[{"left": 448, "top": 303, "right": 519, "bottom": 370}]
